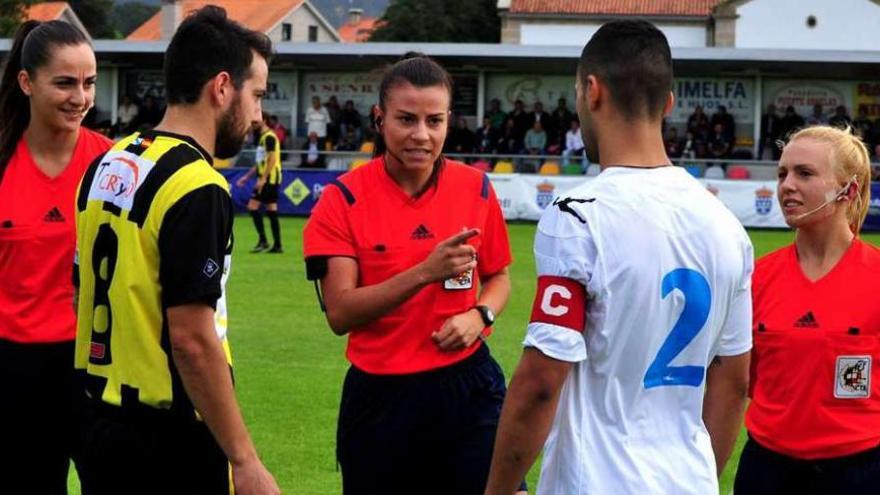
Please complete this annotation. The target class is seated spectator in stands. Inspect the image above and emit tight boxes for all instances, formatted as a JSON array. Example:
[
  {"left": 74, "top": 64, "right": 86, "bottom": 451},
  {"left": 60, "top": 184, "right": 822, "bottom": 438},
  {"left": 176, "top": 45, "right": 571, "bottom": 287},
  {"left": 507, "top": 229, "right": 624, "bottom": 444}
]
[
  {"left": 760, "top": 103, "right": 782, "bottom": 160},
  {"left": 551, "top": 97, "right": 573, "bottom": 147},
  {"left": 807, "top": 103, "right": 827, "bottom": 126},
  {"left": 325, "top": 95, "right": 342, "bottom": 146},
  {"left": 709, "top": 123, "right": 732, "bottom": 168},
  {"left": 710, "top": 105, "right": 735, "bottom": 141},
  {"left": 301, "top": 131, "right": 325, "bottom": 168},
  {"left": 853, "top": 107, "right": 874, "bottom": 145},
  {"left": 530, "top": 101, "right": 551, "bottom": 138},
  {"left": 445, "top": 117, "right": 475, "bottom": 156},
  {"left": 664, "top": 127, "right": 683, "bottom": 158},
  {"left": 681, "top": 130, "right": 698, "bottom": 160},
  {"left": 475, "top": 116, "right": 498, "bottom": 154},
  {"left": 135, "top": 95, "right": 163, "bottom": 130},
  {"left": 562, "top": 119, "right": 584, "bottom": 164},
  {"left": 486, "top": 98, "right": 506, "bottom": 130},
  {"left": 116, "top": 95, "right": 138, "bottom": 135},
  {"left": 336, "top": 128, "right": 359, "bottom": 152},
  {"left": 829, "top": 105, "right": 852, "bottom": 128},
  {"left": 496, "top": 117, "right": 521, "bottom": 155},
  {"left": 508, "top": 99, "right": 530, "bottom": 143},
  {"left": 524, "top": 120, "right": 547, "bottom": 155},
  {"left": 687, "top": 105, "right": 710, "bottom": 140},
  {"left": 780, "top": 105, "right": 805, "bottom": 141},
  {"left": 306, "top": 96, "right": 331, "bottom": 150},
  {"left": 339, "top": 100, "right": 363, "bottom": 146}
]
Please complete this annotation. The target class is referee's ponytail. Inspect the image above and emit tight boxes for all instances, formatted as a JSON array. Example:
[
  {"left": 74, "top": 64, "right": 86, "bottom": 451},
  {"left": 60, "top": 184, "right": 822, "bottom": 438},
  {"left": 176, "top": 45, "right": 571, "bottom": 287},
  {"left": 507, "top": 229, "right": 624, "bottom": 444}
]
[{"left": 0, "top": 20, "right": 89, "bottom": 183}]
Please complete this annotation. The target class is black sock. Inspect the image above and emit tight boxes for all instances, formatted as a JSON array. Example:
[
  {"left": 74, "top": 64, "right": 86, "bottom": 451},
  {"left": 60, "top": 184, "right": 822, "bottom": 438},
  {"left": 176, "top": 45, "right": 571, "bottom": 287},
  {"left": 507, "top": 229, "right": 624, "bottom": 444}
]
[
  {"left": 267, "top": 210, "right": 281, "bottom": 248},
  {"left": 250, "top": 210, "right": 266, "bottom": 243}
]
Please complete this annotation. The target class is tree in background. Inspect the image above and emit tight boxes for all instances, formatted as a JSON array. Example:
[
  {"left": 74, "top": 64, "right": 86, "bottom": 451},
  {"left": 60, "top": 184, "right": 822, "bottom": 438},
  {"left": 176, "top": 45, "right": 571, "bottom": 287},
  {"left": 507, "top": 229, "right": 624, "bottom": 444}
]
[
  {"left": 369, "top": 0, "right": 499, "bottom": 43},
  {"left": 0, "top": 0, "right": 33, "bottom": 37},
  {"left": 69, "top": 0, "right": 115, "bottom": 38},
  {"left": 110, "top": 1, "right": 158, "bottom": 37}
]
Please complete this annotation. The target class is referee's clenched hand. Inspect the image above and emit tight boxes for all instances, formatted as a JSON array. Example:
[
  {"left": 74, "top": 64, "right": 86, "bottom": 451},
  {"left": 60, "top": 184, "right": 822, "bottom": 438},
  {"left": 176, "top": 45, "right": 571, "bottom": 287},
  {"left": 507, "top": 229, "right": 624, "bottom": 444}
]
[
  {"left": 233, "top": 458, "right": 281, "bottom": 495},
  {"left": 417, "top": 228, "right": 480, "bottom": 284}
]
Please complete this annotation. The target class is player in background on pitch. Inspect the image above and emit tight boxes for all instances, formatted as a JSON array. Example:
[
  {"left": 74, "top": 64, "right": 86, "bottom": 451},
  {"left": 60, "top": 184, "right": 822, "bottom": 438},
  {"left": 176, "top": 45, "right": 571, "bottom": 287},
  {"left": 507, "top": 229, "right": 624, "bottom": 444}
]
[{"left": 485, "top": 20, "right": 753, "bottom": 495}]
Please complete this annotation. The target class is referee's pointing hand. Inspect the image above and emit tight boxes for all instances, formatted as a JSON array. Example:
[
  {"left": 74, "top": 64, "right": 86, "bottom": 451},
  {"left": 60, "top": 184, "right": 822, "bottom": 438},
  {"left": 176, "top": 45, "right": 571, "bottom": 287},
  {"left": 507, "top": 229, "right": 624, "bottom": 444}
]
[{"left": 418, "top": 228, "right": 480, "bottom": 284}]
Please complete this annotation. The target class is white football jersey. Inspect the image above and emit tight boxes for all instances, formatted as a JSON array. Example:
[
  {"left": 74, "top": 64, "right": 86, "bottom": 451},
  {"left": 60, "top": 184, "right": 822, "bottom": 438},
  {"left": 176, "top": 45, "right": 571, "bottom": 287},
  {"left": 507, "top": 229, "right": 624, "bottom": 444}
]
[{"left": 525, "top": 166, "right": 753, "bottom": 495}]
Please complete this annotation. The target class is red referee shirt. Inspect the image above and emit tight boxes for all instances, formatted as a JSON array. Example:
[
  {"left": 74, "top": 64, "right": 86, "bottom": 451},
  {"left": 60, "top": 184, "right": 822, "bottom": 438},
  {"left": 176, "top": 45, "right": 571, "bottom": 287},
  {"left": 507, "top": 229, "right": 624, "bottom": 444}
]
[
  {"left": 0, "top": 129, "right": 112, "bottom": 343},
  {"left": 747, "top": 239, "right": 880, "bottom": 459},
  {"left": 303, "top": 157, "right": 512, "bottom": 375}
]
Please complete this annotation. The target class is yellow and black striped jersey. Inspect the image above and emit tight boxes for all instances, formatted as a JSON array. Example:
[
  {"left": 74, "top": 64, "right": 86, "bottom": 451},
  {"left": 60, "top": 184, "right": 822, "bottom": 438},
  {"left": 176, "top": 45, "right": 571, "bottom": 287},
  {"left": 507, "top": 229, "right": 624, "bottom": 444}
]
[
  {"left": 255, "top": 129, "right": 281, "bottom": 185},
  {"left": 74, "top": 130, "right": 233, "bottom": 416}
]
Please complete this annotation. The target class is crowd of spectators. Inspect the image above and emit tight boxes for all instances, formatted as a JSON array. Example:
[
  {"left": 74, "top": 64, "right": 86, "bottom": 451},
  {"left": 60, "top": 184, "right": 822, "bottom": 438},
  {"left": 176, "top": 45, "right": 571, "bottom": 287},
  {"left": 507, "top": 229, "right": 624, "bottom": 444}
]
[{"left": 88, "top": 93, "right": 880, "bottom": 174}]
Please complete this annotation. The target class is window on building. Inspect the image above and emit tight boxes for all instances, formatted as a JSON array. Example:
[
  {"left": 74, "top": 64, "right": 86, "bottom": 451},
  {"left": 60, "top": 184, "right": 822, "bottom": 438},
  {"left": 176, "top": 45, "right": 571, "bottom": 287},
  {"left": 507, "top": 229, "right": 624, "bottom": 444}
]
[
  {"left": 282, "top": 23, "right": 292, "bottom": 41},
  {"left": 308, "top": 25, "right": 318, "bottom": 42}
]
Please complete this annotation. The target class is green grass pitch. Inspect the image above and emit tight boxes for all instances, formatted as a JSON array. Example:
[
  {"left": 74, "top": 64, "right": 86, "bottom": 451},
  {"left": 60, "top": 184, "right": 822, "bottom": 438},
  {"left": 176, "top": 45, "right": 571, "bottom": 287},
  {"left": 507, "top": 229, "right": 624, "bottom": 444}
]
[{"left": 66, "top": 217, "right": 880, "bottom": 494}]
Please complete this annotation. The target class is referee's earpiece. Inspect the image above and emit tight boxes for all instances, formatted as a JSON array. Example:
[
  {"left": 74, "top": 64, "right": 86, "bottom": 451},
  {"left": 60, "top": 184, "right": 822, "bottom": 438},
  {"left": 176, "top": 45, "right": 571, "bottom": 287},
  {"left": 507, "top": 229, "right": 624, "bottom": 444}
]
[
  {"left": 834, "top": 175, "right": 858, "bottom": 202},
  {"left": 375, "top": 116, "right": 383, "bottom": 128}
]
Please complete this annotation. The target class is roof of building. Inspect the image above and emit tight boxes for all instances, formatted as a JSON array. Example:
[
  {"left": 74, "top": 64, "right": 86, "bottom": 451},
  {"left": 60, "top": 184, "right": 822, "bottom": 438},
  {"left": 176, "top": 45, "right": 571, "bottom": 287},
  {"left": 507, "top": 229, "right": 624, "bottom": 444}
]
[
  {"left": 128, "top": 0, "right": 309, "bottom": 41},
  {"left": 25, "top": 2, "right": 70, "bottom": 22},
  {"left": 508, "top": 0, "right": 721, "bottom": 17},
  {"left": 338, "top": 16, "right": 378, "bottom": 42}
]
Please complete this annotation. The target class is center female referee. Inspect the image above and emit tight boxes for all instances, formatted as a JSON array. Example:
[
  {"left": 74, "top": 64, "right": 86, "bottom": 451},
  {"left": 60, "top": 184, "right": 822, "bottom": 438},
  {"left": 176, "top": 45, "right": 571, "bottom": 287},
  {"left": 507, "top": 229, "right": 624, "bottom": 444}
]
[
  {"left": 303, "top": 54, "right": 521, "bottom": 494},
  {"left": 0, "top": 20, "right": 111, "bottom": 493},
  {"left": 734, "top": 125, "right": 880, "bottom": 493}
]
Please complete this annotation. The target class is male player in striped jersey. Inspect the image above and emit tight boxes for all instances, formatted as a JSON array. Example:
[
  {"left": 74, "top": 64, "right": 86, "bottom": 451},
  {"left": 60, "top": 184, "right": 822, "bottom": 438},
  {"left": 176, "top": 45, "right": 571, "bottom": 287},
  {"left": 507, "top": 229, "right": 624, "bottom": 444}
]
[
  {"left": 74, "top": 6, "right": 279, "bottom": 494},
  {"left": 486, "top": 20, "right": 753, "bottom": 495},
  {"left": 237, "top": 113, "right": 283, "bottom": 253}
]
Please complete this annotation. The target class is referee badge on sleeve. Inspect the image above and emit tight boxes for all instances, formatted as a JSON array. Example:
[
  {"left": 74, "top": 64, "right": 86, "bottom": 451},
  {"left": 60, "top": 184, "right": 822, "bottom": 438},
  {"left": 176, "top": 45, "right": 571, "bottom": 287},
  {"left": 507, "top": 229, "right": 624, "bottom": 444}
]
[{"left": 835, "top": 356, "right": 871, "bottom": 399}]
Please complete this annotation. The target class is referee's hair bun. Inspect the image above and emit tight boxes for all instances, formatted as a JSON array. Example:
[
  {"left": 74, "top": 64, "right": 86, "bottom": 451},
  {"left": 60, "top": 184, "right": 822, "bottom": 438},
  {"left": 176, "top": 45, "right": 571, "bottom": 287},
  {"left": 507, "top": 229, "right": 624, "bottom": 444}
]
[{"left": 399, "top": 51, "right": 427, "bottom": 62}]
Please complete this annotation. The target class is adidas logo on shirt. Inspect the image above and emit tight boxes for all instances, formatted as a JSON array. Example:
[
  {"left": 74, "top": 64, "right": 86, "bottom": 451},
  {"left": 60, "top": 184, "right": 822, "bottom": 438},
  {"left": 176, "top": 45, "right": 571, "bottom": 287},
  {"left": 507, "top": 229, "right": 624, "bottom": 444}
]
[
  {"left": 43, "top": 207, "right": 65, "bottom": 223},
  {"left": 410, "top": 224, "right": 435, "bottom": 240},
  {"left": 794, "top": 311, "right": 819, "bottom": 328}
]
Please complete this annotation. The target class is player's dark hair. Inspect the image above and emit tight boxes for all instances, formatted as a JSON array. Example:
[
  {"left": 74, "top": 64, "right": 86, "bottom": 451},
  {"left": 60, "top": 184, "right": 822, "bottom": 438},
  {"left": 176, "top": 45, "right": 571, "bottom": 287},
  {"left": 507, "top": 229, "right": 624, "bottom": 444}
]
[
  {"left": 164, "top": 5, "right": 273, "bottom": 105},
  {"left": 0, "top": 20, "right": 89, "bottom": 182},
  {"left": 578, "top": 20, "right": 673, "bottom": 121}
]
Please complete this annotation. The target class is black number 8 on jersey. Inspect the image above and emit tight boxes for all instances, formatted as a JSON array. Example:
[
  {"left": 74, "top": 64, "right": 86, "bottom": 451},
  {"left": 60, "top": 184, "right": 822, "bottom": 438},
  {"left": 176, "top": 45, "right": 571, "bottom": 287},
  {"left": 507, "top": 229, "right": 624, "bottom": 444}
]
[{"left": 89, "top": 223, "right": 118, "bottom": 365}]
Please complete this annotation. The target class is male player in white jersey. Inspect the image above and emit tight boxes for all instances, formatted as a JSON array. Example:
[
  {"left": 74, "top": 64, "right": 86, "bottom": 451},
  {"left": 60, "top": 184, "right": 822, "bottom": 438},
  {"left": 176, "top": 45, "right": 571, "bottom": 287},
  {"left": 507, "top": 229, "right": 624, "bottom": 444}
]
[{"left": 485, "top": 20, "right": 753, "bottom": 495}]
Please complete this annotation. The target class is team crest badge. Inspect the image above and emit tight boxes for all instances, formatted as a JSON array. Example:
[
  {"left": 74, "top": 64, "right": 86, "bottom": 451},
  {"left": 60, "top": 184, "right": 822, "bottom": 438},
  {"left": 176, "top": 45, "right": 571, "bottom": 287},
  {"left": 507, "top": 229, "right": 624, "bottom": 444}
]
[
  {"left": 536, "top": 181, "right": 555, "bottom": 209},
  {"left": 835, "top": 356, "right": 871, "bottom": 398},
  {"left": 755, "top": 187, "right": 773, "bottom": 215}
]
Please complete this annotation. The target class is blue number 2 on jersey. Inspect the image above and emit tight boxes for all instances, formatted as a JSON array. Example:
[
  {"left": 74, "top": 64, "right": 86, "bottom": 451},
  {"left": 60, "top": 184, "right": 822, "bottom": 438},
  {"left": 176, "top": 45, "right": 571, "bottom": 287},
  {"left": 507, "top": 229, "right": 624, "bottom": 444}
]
[{"left": 643, "top": 268, "right": 711, "bottom": 389}]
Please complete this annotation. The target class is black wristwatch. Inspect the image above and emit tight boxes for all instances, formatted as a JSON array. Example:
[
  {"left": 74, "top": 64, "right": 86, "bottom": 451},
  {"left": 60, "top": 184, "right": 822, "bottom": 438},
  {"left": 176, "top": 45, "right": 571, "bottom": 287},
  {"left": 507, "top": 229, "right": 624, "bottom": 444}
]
[{"left": 474, "top": 305, "right": 495, "bottom": 327}]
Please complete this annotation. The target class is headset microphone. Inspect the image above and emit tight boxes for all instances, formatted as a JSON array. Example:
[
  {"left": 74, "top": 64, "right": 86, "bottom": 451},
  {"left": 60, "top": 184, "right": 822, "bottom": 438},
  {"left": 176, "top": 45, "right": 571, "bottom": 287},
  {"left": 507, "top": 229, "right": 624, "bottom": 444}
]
[{"left": 791, "top": 175, "right": 857, "bottom": 221}]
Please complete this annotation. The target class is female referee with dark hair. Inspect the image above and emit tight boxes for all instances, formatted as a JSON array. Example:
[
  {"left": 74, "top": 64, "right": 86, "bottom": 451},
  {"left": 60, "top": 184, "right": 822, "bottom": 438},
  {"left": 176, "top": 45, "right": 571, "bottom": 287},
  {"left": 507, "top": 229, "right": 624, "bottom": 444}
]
[
  {"left": 304, "top": 54, "right": 525, "bottom": 494},
  {"left": 0, "top": 20, "right": 111, "bottom": 493}
]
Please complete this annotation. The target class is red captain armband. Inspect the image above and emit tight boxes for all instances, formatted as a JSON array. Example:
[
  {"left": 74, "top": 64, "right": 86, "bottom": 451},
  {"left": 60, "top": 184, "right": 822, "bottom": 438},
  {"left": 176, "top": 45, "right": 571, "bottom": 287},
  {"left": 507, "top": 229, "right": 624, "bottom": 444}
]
[{"left": 529, "top": 276, "right": 587, "bottom": 332}]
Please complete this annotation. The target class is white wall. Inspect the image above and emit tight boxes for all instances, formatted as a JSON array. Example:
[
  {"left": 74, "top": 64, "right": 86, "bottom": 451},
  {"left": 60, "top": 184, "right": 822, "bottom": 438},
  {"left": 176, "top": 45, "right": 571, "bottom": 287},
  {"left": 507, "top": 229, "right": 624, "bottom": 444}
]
[
  {"left": 268, "top": 7, "right": 337, "bottom": 43},
  {"left": 735, "top": 0, "right": 880, "bottom": 50},
  {"left": 520, "top": 22, "right": 706, "bottom": 47}
]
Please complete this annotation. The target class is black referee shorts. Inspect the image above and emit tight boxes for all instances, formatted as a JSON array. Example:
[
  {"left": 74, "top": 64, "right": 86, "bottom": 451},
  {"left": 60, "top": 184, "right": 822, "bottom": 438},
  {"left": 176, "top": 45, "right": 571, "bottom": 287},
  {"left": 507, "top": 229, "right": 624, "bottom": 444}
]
[
  {"left": 251, "top": 183, "right": 279, "bottom": 204},
  {"left": 0, "top": 339, "right": 81, "bottom": 495},
  {"left": 734, "top": 435, "right": 880, "bottom": 495},
  {"left": 77, "top": 401, "right": 229, "bottom": 495},
  {"left": 337, "top": 344, "right": 527, "bottom": 495}
]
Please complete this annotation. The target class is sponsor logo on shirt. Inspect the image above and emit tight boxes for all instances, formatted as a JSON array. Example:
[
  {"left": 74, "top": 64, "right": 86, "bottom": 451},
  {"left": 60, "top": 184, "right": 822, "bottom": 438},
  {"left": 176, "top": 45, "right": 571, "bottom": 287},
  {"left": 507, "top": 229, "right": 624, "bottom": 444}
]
[
  {"left": 794, "top": 311, "right": 819, "bottom": 328},
  {"left": 90, "top": 342, "right": 106, "bottom": 360},
  {"left": 536, "top": 181, "right": 555, "bottom": 209},
  {"left": 552, "top": 196, "right": 595, "bottom": 224},
  {"left": 43, "top": 206, "right": 65, "bottom": 223},
  {"left": 835, "top": 356, "right": 871, "bottom": 398},
  {"left": 203, "top": 258, "right": 220, "bottom": 278},
  {"left": 87, "top": 151, "right": 156, "bottom": 211},
  {"left": 410, "top": 224, "right": 434, "bottom": 240},
  {"left": 755, "top": 187, "right": 773, "bottom": 215}
]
